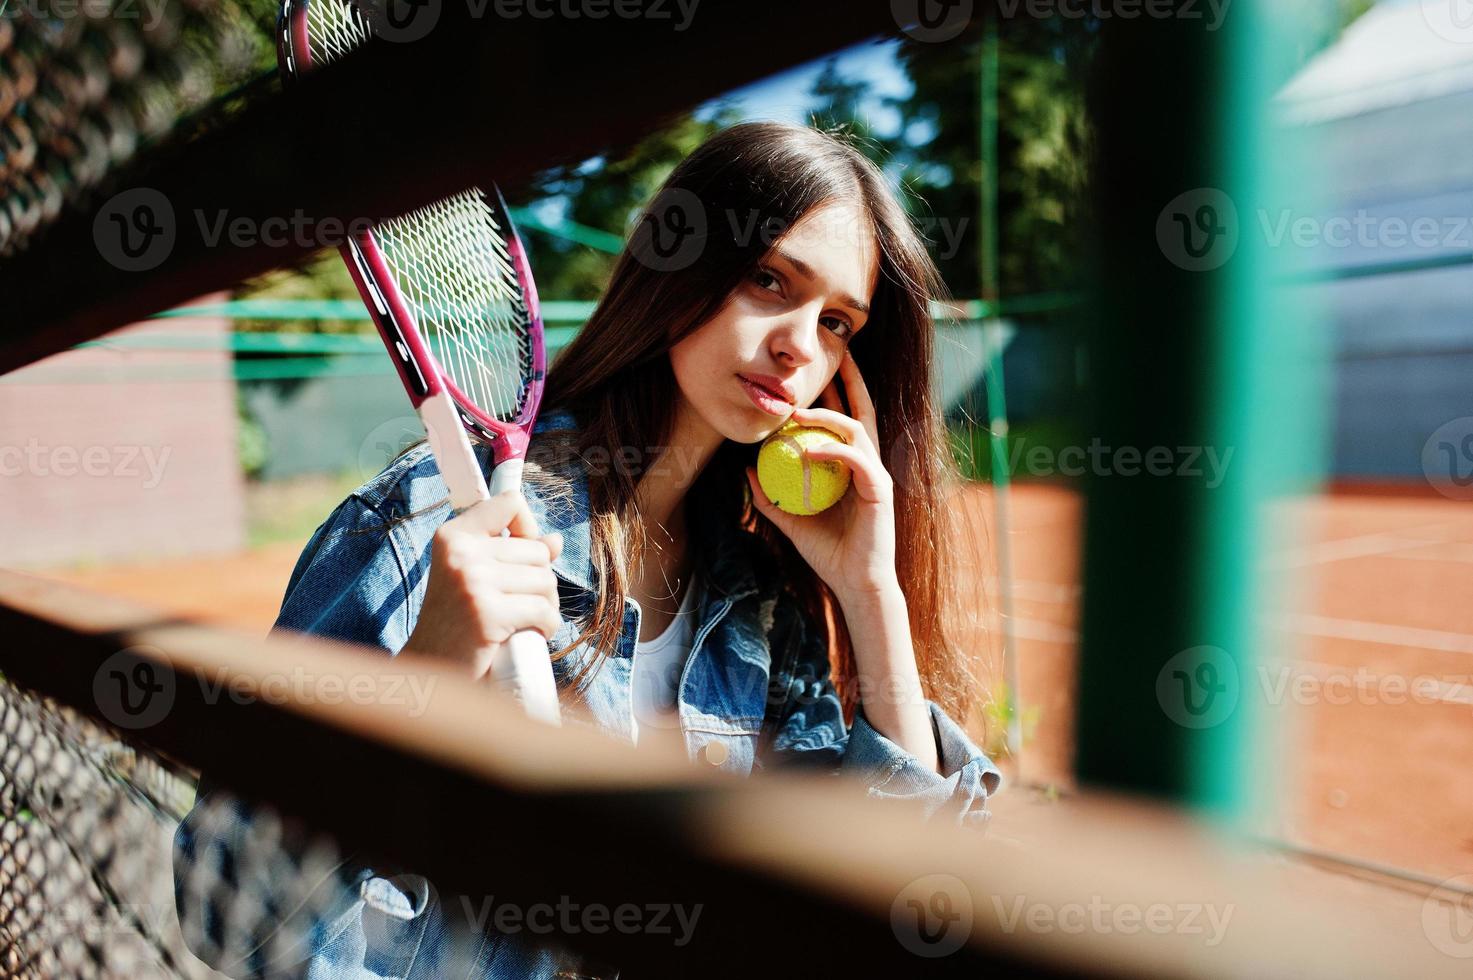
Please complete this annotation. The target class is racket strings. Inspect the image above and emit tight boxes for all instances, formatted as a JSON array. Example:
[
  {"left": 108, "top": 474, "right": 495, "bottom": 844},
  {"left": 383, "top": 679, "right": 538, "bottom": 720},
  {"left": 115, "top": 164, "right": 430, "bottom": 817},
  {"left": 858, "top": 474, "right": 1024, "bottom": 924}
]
[
  {"left": 374, "top": 192, "right": 535, "bottom": 421},
  {"left": 303, "top": 0, "right": 375, "bottom": 66}
]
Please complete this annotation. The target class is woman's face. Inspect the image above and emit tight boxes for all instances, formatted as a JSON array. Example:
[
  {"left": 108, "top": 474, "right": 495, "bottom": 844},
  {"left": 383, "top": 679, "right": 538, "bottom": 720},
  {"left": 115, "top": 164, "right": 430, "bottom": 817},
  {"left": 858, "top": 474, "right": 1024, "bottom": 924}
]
[{"left": 669, "top": 201, "right": 879, "bottom": 446}]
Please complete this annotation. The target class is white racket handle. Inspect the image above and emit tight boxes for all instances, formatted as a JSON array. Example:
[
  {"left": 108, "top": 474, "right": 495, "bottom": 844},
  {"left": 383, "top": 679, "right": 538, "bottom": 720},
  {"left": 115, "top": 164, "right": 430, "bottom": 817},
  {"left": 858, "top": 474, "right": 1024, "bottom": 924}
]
[
  {"left": 488, "top": 629, "right": 563, "bottom": 727},
  {"left": 420, "top": 391, "right": 490, "bottom": 513},
  {"left": 419, "top": 392, "right": 562, "bottom": 726}
]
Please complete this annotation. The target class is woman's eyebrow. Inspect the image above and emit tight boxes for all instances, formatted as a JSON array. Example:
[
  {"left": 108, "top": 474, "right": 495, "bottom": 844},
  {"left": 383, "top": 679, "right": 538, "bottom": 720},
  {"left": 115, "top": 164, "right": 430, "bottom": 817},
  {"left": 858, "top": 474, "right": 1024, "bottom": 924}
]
[{"left": 774, "top": 249, "right": 871, "bottom": 316}]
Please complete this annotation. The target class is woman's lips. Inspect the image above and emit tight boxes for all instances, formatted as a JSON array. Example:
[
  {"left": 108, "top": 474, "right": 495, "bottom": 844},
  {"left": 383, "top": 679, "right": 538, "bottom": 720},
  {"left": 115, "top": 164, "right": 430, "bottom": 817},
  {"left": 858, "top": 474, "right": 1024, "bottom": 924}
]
[{"left": 738, "top": 375, "right": 791, "bottom": 416}]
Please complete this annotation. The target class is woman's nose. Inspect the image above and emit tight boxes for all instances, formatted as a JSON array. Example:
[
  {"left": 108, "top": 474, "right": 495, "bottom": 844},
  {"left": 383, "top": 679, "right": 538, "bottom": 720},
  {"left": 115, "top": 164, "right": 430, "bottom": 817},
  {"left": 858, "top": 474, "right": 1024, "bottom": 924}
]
[{"left": 772, "top": 311, "right": 823, "bottom": 365}]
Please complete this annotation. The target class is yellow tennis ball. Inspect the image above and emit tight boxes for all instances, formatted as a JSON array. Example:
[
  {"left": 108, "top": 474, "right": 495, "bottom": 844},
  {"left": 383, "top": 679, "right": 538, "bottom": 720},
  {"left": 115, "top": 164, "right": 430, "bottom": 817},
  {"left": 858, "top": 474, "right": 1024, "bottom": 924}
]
[{"left": 757, "top": 420, "right": 852, "bottom": 516}]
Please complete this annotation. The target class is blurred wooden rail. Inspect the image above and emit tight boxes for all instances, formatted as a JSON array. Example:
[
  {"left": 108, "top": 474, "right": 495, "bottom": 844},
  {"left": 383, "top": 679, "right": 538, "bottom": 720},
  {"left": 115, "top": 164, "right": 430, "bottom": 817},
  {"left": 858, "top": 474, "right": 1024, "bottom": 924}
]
[{"left": 0, "top": 567, "right": 1462, "bottom": 978}]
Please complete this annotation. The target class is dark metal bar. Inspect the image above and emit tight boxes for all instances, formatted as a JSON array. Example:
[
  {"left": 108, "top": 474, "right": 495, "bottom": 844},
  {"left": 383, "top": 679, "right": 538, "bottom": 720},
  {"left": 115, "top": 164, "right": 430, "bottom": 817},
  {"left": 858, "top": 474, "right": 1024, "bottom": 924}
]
[
  {"left": 1073, "top": 10, "right": 1235, "bottom": 801},
  {"left": 0, "top": 1, "right": 910, "bottom": 376}
]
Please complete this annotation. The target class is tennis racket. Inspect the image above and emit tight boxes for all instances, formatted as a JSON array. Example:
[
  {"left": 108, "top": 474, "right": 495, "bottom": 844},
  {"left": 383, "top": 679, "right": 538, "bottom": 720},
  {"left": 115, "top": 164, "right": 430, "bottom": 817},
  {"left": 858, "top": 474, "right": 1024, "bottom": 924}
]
[{"left": 277, "top": 0, "right": 560, "bottom": 726}]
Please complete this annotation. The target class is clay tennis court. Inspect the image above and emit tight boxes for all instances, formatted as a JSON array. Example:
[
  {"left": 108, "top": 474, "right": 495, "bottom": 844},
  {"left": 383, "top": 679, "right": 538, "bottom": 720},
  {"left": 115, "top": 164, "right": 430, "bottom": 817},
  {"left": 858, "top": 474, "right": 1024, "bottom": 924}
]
[{"left": 39, "top": 481, "right": 1472, "bottom": 883}]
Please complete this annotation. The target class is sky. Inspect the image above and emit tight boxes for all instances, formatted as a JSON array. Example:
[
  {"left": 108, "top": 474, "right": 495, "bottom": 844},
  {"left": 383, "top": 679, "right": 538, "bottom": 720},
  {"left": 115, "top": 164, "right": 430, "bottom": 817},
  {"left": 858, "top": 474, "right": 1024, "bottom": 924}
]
[{"left": 696, "top": 37, "right": 915, "bottom": 138}]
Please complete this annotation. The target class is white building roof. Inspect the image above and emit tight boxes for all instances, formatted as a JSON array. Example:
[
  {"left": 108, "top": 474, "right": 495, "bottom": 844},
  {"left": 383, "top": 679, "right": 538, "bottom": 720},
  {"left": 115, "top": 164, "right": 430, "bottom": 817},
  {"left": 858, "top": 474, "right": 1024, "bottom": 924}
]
[{"left": 1276, "top": 1, "right": 1473, "bottom": 124}]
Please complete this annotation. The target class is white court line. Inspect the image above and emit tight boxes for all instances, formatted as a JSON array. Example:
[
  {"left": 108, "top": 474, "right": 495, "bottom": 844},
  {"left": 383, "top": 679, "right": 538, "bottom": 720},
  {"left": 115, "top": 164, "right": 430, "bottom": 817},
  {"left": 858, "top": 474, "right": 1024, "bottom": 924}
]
[
  {"left": 1375, "top": 542, "right": 1473, "bottom": 565},
  {"left": 1000, "top": 573, "right": 1473, "bottom": 656},
  {"left": 983, "top": 577, "right": 1080, "bottom": 605},
  {"left": 1007, "top": 617, "right": 1079, "bottom": 646},
  {"left": 1256, "top": 656, "right": 1473, "bottom": 708},
  {"left": 1272, "top": 613, "right": 1473, "bottom": 657},
  {"left": 1265, "top": 524, "right": 1459, "bottom": 569}
]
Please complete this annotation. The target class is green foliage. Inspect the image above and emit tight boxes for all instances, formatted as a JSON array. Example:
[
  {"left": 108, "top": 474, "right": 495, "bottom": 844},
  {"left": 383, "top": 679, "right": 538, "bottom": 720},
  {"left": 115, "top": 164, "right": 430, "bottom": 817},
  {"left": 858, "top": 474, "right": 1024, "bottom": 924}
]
[
  {"left": 895, "top": 21, "right": 1096, "bottom": 302},
  {"left": 210, "top": 0, "right": 1375, "bottom": 314},
  {"left": 983, "top": 681, "right": 1040, "bottom": 760},
  {"left": 236, "top": 395, "right": 270, "bottom": 481},
  {"left": 950, "top": 416, "right": 1083, "bottom": 484},
  {"left": 520, "top": 108, "right": 744, "bottom": 300},
  {"left": 234, "top": 252, "right": 365, "bottom": 336}
]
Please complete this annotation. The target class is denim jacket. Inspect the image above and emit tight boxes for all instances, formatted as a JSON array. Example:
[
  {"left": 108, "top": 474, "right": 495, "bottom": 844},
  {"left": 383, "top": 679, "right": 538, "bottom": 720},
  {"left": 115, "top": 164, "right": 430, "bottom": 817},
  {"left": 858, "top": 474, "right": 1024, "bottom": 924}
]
[{"left": 174, "top": 405, "right": 1001, "bottom": 979}]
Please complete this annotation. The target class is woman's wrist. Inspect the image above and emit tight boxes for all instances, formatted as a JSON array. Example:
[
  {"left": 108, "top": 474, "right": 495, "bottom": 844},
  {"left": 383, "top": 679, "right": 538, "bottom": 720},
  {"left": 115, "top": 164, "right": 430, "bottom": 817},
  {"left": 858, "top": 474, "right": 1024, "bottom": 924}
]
[
  {"left": 833, "top": 575, "right": 904, "bottom": 613},
  {"left": 835, "top": 580, "right": 940, "bottom": 773}
]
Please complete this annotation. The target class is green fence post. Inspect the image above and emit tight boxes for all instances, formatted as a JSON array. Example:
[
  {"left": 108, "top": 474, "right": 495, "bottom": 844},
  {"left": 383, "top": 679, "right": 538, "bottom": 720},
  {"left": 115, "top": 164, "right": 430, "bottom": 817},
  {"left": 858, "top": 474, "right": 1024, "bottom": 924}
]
[{"left": 1074, "top": 1, "right": 1328, "bottom": 812}]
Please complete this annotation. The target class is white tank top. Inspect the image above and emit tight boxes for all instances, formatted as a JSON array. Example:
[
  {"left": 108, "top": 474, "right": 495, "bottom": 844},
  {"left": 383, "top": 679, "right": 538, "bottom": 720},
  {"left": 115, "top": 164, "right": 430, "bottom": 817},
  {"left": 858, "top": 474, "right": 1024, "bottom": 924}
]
[{"left": 629, "top": 569, "right": 699, "bottom": 745}]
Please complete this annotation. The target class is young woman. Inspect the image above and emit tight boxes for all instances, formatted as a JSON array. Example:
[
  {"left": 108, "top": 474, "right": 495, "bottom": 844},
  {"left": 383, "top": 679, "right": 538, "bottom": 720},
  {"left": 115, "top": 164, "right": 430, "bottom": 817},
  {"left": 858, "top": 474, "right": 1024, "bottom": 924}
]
[{"left": 175, "top": 120, "right": 1001, "bottom": 979}]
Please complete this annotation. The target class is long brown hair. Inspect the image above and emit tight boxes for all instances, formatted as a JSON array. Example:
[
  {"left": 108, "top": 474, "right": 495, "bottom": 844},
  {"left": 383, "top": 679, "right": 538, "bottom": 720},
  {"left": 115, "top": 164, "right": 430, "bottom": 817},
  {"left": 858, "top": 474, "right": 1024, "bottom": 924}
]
[{"left": 517, "top": 120, "right": 985, "bottom": 726}]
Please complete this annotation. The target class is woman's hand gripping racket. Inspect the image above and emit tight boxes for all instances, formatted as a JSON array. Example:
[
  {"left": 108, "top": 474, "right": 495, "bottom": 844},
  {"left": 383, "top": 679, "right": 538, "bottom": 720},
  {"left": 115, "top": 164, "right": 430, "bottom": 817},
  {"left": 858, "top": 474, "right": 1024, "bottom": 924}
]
[{"left": 277, "top": 0, "right": 560, "bottom": 725}]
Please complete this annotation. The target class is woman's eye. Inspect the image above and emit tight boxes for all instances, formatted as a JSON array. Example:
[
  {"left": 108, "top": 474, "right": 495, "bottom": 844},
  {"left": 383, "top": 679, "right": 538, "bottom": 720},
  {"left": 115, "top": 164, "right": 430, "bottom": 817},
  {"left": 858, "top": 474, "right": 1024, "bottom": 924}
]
[
  {"left": 822, "top": 316, "right": 854, "bottom": 341},
  {"left": 752, "top": 268, "right": 781, "bottom": 293}
]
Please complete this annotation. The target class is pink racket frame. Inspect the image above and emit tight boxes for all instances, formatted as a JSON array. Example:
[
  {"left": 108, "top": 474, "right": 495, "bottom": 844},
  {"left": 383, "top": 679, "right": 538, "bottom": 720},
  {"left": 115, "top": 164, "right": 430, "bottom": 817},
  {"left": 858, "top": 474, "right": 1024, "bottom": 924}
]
[{"left": 277, "top": 0, "right": 546, "bottom": 467}]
